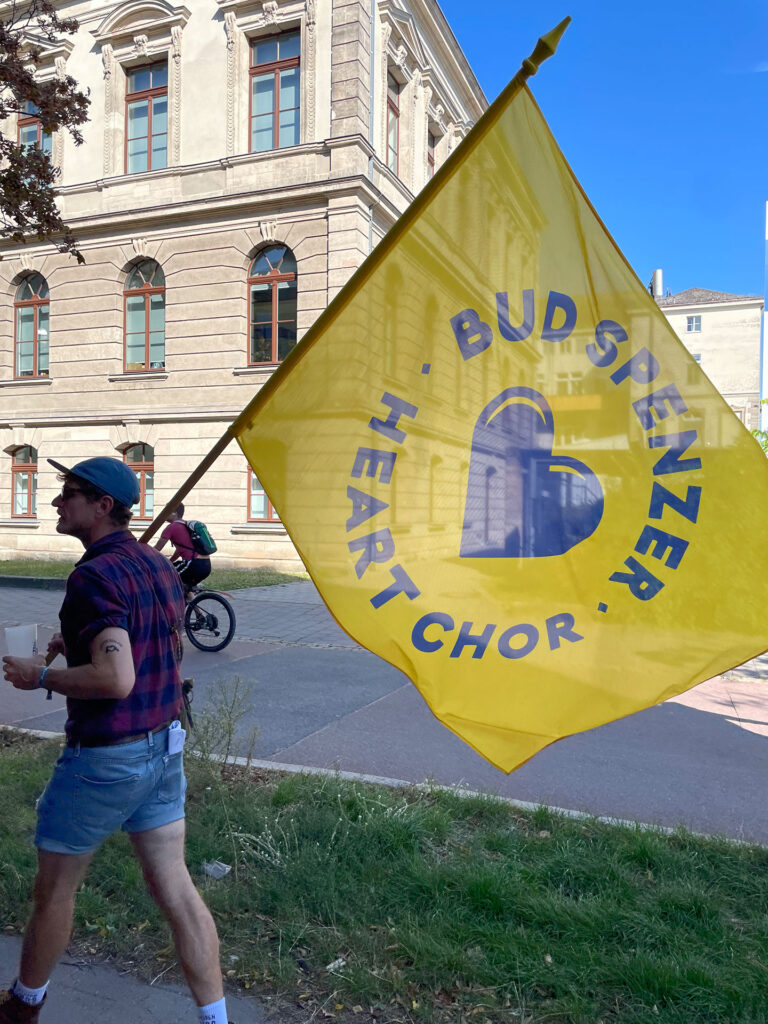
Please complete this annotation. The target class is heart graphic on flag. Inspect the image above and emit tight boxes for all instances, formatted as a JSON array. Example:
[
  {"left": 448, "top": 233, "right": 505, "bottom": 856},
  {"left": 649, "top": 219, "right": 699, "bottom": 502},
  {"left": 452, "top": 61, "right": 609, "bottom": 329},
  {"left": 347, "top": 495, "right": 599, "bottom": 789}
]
[{"left": 460, "top": 387, "right": 604, "bottom": 558}]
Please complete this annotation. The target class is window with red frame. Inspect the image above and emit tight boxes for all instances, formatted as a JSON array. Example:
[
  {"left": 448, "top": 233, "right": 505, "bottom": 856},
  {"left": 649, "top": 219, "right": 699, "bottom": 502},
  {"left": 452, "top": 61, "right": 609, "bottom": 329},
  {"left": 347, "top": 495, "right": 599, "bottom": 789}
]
[
  {"left": 248, "top": 245, "right": 297, "bottom": 364},
  {"left": 12, "top": 446, "right": 37, "bottom": 518},
  {"left": 126, "top": 62, "right": 168, "bottom": 173},
  {"left": 18, "top": 100, "right": 52, "bottom": 156},
  {"left": 124, "top": 444, "right": 154, "bottom": 519},
  {"left": 248, "top": 468, "right": 279, "bottom": 522},
  {"left": 124, "top": 260, "right": 165, "bottom": 371},
  {"left": 14, "top": 273, "right": 49, "bottom": 378},
  {"left": 250, "top": 31, "right": 300, "bottom": 152},
  {"left": 387, "top": 72, "right": 400, "bottom": 174}
]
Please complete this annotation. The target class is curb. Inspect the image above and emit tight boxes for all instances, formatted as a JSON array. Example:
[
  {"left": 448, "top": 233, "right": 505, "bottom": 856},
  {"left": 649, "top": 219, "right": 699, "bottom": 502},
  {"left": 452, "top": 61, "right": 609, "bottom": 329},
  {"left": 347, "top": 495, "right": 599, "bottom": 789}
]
[
  {"left": 6, "top": 725, "right": 759, "bottom": 847},
  {"left": 0, "top": 575, "right": 67, "bottom": 590}
]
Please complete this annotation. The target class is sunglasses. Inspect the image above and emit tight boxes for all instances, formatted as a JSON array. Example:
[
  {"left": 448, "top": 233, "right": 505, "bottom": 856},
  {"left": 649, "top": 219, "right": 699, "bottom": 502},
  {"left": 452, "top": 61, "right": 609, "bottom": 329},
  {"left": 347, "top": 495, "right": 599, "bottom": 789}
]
[{"left": 59, "top": 487, "right": 85, "bottom": 501}]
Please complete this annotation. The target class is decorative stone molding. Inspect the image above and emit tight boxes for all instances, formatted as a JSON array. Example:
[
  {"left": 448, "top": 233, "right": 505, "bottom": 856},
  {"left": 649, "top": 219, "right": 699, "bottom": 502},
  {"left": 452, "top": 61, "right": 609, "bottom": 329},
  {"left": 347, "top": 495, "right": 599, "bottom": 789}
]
[
  {"left": 263, "top": 1, "right": 279, "bottom": 23},
  {"left": 133, "top": 33, "right": 149, "bottom": 55},
  {"left": 304, "top": 0, "right": 316, "bottom": 141},
  {"left": 171, "top": 25, "right": 182, "bottom": 163},
  {"left": 258, "top": 220, "right": 278, "bottom": 243},
  {"left": 101, "top": 44, "right": 115, "bottom": 176},
  {"left": 224, "top": 12, "right": 238, "bottom": 157},
  {"left": 18, "top": 254, "right": 34, "bottom": 274},
  {"left": 131, "top": 237, "right": 150, "bottom": 258}
]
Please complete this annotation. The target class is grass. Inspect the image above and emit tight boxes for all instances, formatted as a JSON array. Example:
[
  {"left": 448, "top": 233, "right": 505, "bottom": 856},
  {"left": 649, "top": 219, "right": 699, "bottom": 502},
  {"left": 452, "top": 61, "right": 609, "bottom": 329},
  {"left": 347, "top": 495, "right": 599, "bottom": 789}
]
[
  {"left": 0, "top": 558, "right": 307, "bottom": 590},
  {"left": 1, "top": 727, "right": 768, "bottom": 1023}
]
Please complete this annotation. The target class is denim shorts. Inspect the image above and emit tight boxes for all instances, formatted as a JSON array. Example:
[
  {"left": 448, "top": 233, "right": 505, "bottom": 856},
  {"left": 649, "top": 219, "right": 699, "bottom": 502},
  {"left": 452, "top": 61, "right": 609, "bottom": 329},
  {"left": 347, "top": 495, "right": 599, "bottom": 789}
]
[{"left": 36, "top": 726, "right": 187, "bottom": 855}]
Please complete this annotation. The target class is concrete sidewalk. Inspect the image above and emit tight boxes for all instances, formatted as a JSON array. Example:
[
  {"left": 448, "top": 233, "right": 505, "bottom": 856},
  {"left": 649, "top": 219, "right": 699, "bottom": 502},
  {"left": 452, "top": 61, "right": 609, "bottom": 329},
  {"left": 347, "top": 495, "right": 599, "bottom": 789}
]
[{"left": 0, "top": 936, "right": 267, "bottom": 1023}]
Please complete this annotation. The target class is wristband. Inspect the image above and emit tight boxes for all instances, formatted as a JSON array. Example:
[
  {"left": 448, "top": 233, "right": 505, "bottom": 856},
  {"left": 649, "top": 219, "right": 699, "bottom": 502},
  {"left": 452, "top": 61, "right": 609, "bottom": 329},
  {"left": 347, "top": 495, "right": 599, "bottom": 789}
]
[{"left": 38, "top": 666, "right": 50, "bottom": 690}]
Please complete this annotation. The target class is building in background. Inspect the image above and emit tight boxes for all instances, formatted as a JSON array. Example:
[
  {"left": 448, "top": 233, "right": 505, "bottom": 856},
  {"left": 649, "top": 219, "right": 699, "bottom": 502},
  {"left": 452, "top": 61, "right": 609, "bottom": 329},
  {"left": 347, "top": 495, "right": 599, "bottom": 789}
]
[
  {"left": 651, "top": 270, "right": 763, "bottom": 430},
  {"left": 0, "top": 0, "right": 485, "bottom": 569}
]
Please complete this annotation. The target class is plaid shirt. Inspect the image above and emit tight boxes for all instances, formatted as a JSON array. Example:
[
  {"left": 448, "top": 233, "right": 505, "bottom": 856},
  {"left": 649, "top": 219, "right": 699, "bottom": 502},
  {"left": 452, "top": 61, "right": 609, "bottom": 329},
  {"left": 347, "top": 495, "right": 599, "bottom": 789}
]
[{"left": 59, "top": 530, "right": 185, "bottom": 744}]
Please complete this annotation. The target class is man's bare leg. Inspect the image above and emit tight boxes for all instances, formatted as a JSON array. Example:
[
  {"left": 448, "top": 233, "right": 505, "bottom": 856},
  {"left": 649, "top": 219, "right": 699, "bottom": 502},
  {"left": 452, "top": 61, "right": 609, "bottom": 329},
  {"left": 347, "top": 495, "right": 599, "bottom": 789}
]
[
  {"left": 19, "top": 850, "right": 94, "bottom": 987},
  {"left": 130, "top": 819, "right": 223, "bottom": 1006}
]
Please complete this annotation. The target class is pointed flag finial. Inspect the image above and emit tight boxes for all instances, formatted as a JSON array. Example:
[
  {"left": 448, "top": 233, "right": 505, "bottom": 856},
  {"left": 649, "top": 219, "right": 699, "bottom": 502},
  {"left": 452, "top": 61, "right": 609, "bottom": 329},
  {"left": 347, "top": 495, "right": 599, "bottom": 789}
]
[{"left": 519, "top": 17, "right": 571, "bottom": 81}]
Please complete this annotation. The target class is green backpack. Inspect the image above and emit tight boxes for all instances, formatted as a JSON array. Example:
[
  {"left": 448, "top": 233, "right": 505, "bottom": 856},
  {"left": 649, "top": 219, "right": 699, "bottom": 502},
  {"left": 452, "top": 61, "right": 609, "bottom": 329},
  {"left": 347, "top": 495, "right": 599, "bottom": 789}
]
[{"left": 185, "top": 520, "right": 217, "bottom": 556}]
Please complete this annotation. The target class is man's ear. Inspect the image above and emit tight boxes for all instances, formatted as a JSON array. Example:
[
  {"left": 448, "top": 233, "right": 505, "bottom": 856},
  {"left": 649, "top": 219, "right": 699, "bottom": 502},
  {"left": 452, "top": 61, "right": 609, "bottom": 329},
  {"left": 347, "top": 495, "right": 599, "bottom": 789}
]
[{"left": 96, "top": 494, "right": 116, "bottom": 519}]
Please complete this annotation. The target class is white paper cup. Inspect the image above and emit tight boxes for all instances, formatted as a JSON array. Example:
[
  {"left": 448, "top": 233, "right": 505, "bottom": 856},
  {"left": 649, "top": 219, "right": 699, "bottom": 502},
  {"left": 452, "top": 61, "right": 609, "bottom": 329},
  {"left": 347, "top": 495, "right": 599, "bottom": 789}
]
[{"left": 5, "top": 624, "right": 38, "bottom": 657}]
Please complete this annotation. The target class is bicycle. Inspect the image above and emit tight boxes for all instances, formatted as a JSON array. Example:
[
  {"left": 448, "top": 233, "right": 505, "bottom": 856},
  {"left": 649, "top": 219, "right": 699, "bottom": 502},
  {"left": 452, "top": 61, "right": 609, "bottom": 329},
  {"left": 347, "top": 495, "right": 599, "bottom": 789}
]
[{"left": 183, "top": 586, "right": 236, "bottom": 652}]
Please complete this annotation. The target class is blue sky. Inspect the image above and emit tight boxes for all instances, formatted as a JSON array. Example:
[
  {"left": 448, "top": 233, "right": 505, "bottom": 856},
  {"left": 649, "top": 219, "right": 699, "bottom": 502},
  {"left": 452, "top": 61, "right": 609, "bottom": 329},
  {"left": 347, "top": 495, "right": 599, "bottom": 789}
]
[{"left": 438, "top": 1, "right": 768, "bottom": 298}]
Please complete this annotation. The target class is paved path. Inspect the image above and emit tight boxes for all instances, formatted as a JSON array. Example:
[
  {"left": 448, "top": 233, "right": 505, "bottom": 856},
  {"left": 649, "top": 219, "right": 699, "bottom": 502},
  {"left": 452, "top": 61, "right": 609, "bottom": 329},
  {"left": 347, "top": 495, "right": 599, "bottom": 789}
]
[
  {"left": 0, "top": 936, "right": 266, "bottom": 1023},
  {"left": 1, "top": 581, "right": 767, "bottom": 845}
]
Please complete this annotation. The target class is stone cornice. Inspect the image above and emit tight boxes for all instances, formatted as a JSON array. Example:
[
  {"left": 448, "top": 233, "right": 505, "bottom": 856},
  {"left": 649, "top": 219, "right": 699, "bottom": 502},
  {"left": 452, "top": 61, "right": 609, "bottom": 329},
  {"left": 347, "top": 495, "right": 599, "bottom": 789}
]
[
  {"left": 92, "top": 0, "right": 191, "bottom": 46},
  {"left": 0, "top": 410, "right": 243, "bottom": 429}
]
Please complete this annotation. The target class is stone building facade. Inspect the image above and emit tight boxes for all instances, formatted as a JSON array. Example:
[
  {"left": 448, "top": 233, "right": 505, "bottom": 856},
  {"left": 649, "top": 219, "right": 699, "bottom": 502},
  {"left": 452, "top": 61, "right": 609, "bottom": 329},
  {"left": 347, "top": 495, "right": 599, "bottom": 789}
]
[
  {"left": 0, "top": 0, "right": 485, "bottom": 568},
  {"left": 656, "top": 285, "right": 763, "bottom": 431}
]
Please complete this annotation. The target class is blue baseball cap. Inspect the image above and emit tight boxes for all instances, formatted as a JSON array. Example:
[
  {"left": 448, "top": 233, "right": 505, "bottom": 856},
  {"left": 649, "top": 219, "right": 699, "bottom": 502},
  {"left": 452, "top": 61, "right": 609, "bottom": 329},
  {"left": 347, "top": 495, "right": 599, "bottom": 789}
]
[{"left": 48, "top": 457, "right": 140, "bottom": 508}]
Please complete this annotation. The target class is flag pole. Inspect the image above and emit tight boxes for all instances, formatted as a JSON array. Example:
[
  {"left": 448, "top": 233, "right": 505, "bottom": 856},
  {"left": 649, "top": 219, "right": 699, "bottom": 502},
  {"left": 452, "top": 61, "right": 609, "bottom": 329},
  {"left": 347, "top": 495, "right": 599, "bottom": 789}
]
[
  {"left": 138, "top": 426, "right": 237, "bottom": 544},
  {"left": 138, "top": 17, "right": 571, "bottom": 547},
  {"left": 515, "top": 17, "right": 571, "bottom": 84}
]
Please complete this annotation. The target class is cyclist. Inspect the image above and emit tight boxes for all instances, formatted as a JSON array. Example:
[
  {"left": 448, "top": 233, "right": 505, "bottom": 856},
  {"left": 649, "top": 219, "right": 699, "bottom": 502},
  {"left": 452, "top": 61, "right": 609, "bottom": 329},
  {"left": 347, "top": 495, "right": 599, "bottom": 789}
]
[{"left": 154, "top": 504, "right": 211, "bottom": 596}]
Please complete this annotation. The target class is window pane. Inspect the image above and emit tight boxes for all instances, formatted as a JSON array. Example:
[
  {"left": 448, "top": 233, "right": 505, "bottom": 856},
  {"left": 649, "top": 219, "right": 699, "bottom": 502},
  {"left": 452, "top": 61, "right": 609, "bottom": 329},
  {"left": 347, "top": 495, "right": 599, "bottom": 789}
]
[
  {"left": 126, "top": 335, "right": 145, "bottom": 366},
  {"left": 41, "top": 132, "right": 52, "bottom": 156},
  {"left": 253, "top": 74, "right": 275, "bottom": 116},
  {"left": 16, "top": 306, "right": 34, "bottom": 342},
  {"left": 251, "top": 325, "right": 272, "bottom": 363},
  {"left": 126, "top": 295, "right": 146, "bottom": 333},
  {"left": 125, "top": 445, "right": 143, "bottom": 463},
  {"left": 128, "top": 67, "right": 151, "bottom": 93},
  {"left": 38, "top": 306, "right": 49, "bottom": 374},
  {"left": 149, "top": 293, "right": 165, "bottom": 332},
  {"left": 149, "top": 333, "right": 165, "bottom": 368},
  {"left": 251, "top": 282, "right": 272, "bottom": 323},
  {"left": 250, "top": 475, "right": 267, "bottom": 518},
  {"left": 279, "top": 32, "right": 300, "bottom": 60},
  {"left": 152, "top": 95, "right": 168, "bottom": 135},
  {"left": 278, "top": 108, "right": 299, "bottom": 147},
  {"left": 279, "top": 250, "right": 297, "bottom": 275},
  {"left": 16, "top": 280, "right": 33, "bottom": 301},
  {"left": 127, "top": 99, "right": 149, "bottom": 138},
  {"left": 253, "top": 38, "right": 278, "bottom": 65},
  {"left": 280, "top": 67, "right": 299, "bottom": 110},
  {"left": 19, "top": 124, "right": 37, "bottom": 148},
  {"left": 127, "top": 138, "right": 148, "bottom": 173},
  {"left": 151, "top": 63, "right": 168, "bottom": 88},
  {"left": 252, "top": 117, "right": 274, "bottom": 153},
  {"left": 277, "top": 279, "right": 297, "bottom": 323},
  {"left": 151, "top": 135, "right": 167, "bottom": 169},
  {"left": 30, "top": 472, "right": 37, "bottom": 516},
  {"left": 14, "top": 475, "right": 29, "bottom": 516},
  {"left": 34, "top": 275, "right": 49, "bottom": 299},
  {"left": 144, "top": 471, "right": 154, "bottom": 516}
]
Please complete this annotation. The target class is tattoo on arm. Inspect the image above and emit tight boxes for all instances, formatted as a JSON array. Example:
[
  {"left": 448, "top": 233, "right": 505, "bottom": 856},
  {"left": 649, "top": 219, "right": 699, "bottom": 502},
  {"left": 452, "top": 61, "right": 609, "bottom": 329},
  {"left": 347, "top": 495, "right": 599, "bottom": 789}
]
[{"left": 100, "top": 640, "right": 123, "bottom": 655}]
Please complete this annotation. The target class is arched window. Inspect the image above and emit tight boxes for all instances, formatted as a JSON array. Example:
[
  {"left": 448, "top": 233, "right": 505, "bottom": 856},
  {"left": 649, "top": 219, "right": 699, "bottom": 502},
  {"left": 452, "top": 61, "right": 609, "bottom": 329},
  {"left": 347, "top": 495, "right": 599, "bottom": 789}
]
[
  {"left": 124, "top": 260, "right": 165, "bottom": 372},
  {"left": 248, "top": 246, "right": 297, "bottom": 364},
  {"left": 124, "top": 444, "right": 154, "bottom": 518},
  {"left": 248, "top": 468, "right": 279, "bottom": 522},
  {"left": 12, "top": 446, "right": 38, "bottom": 518},
  {"left": 14, "top": 274, "right": 49, "bottom": 378}
]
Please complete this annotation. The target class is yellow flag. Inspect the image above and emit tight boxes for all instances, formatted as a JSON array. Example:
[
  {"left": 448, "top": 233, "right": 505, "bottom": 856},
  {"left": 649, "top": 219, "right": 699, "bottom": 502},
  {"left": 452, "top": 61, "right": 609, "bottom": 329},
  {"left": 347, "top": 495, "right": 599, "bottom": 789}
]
[{"left": 233, "top": 77, "right": 768, "bottom": 773}]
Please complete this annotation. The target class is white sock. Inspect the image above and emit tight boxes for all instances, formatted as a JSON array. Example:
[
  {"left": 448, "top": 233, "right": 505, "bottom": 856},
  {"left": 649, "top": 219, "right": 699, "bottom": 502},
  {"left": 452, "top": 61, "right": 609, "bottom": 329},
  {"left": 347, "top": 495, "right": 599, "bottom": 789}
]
[
  {"left": 198, "top": 996, "right": 228, "bottom": 1024},
  {"left": 12, "top": 978, "right": 48, "bottom": 1006}
]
